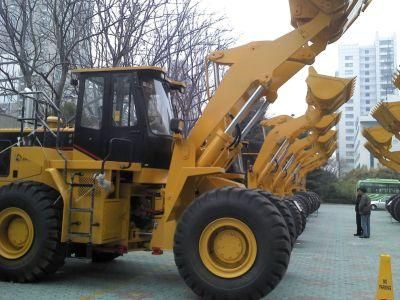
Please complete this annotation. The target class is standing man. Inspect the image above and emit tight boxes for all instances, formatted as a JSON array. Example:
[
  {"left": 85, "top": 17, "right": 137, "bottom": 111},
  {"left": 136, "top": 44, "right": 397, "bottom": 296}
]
[
  {"left": 354, "top": 192, "right": 363, "bottom": 236},
  {"left": 358, "top": 187, "right": 371, "bottom": 238}
]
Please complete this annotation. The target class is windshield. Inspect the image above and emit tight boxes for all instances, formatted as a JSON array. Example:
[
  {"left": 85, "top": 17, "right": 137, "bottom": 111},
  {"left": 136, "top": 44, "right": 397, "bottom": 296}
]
[{"left": 143, "top": 78, "right": 173, "bottom": 135}]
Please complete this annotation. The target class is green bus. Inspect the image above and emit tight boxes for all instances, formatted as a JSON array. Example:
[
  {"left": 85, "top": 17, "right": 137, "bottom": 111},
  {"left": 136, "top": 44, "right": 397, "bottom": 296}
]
[{"left": 356, "top": 178, "right": 400, "bottom": 210}]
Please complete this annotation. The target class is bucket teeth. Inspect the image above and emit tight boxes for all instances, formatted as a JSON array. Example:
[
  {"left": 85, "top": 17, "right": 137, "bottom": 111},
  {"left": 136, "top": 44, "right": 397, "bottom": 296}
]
[
  {"left": 392, "top": 69, "right": 400, "bottom": 89},
  {"left": 371, "top": 102, "right": 400, "bottom": 137},
  {"left": 306, "top": 67, "right": 355, "bottom": 114}
]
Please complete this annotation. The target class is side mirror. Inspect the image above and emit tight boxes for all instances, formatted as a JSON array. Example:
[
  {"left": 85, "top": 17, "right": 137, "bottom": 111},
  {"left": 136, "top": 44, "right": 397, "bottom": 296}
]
[{"left": 170, "top": 118, "right": 185, "bottom": 134}]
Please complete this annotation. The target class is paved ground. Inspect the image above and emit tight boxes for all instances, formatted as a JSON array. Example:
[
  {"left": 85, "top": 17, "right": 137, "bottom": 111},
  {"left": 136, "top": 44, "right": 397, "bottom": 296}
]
[{"left": 0, "top": 204, "right": 399, "bottom": 300}]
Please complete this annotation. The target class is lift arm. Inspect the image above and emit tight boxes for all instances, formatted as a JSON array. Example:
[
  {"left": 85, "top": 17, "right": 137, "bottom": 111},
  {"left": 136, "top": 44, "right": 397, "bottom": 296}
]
[{"left": 152, "top": 0, "right": 371, "bottom": 249}]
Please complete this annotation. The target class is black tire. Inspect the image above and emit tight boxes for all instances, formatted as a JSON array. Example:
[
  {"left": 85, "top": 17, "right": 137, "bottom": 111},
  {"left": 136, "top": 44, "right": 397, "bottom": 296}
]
[
  {"left": 0, "top": 181, "right": 65, "bottom": 282},
  {"left": 392, "top": 198, "right": 400, "bottom": 222},
  {"left": 293, "top": 194, "right": 310, "bottom": 217},
  {"left": 386, "top": 195, "right": 396, "bottom": 212},
  {"left": 92, "top": 252, "right": 120, "bottom": 263},
  {"left": 387, "top": 195, "right": 399, "bottom": 218},
  {"left": 174, "top": 187, "right": 291, "bottom": 299},
  {"left": 371, "top": 204, "right": 377, "bottom": 211},
  {"left": 306, "top": 191, "right": 320, "bottom": 213},
  {"left": 283, "top": 198, "right": 302, "bottom": 239},
  {"left": 290, "top": 196, "right": 307, "bottom": 233},
  {"left": 257, "top": 191, "right": 296, "bottom": 249}
]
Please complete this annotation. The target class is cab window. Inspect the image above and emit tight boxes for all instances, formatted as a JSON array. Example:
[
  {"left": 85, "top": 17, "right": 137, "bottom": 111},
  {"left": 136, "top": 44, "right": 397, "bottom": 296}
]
[
  {"left": 112, "top": 74, "right": 138, "bottom": 127},
  {"left": 81, "top": 76, "right": 104, "bottom": 129},
  {"left": 143, "top": 78, "right": 172, "bottom": 135}
]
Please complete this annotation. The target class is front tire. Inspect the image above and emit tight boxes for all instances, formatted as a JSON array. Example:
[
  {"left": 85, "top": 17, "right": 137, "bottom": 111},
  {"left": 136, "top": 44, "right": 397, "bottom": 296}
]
[
  {"left": 174, "top": 187, "right": 291, "bottom": 299},
  {"left": 0, "top": 182, "right": 65, "bottom": 282}
]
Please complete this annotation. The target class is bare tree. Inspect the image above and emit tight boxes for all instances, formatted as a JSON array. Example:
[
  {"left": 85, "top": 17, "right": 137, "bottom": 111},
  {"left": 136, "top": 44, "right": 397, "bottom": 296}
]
[
  {"left": 0, "top": 0, "right": 45, "bottom": 93},
  {"left": 76, "top": 0, "right": 233, "bottom": 129},
  {"left": 0, "top": 0, "right": 233, "bottom": 126}
]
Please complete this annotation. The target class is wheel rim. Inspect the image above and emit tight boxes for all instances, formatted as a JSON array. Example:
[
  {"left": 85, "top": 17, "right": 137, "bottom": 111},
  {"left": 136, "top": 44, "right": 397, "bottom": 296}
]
[
  {"left": 199, "top": 218, "right": 257, "bottom": 279},
  {"left": 0, "top": 207, "right": 34, "bottom": 259}
]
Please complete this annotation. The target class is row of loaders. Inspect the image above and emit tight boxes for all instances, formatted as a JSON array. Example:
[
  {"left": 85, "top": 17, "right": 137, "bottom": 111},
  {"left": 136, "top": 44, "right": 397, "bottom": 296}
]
[
  {"left": 0, "top": 1, "right": 371, "bottom": 299},
  {"left": 363, "top": 71, "right": 400, "bottom": 222}
]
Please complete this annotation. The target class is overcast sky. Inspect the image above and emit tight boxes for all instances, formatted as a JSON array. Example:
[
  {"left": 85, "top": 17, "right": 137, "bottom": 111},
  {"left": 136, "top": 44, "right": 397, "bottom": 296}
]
[{"left": 201, "top": 0, "right": 399, "bottom": 117}]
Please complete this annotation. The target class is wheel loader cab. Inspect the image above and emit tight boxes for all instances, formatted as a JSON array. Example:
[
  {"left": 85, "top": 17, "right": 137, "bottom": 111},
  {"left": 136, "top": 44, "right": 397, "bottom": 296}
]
[{"left": 73, "top": 67, "right": 176, "bottom": 169}]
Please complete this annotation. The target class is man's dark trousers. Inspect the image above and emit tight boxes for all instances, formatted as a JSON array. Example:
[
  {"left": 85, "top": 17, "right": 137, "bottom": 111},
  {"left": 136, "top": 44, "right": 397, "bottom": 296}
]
[
  {"left": 356, "top": 212, "right": 362, "bottom": 235},
  {"left": 355, "top": 195, "right": 363, "bottom": 235}
]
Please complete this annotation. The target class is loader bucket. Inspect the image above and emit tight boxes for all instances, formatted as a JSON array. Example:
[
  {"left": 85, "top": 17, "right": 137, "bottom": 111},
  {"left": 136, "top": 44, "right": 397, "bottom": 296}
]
[
  {"left": 317, "top": 130, "right": 337, "bottom": 145},
  {"left": 289, "top": 0, "right": 372, "bottom": 43},
  {"left": 371, "top": 102, "right": 400, "bottom": 138},
  {"left": 364, "top": 142, "right": 400, "bottom": 172},
  {"left": 317, "top": 130, "right": 338, "bottom": 153},
  {"left": 306, "top": 67, "right": 355, "bottom": 114},
  {"left": 314, "top": 112, "right": 341, "bottom": 135},
  {"left": 260, "top": 115, "right": 292, "bottom": 128},
  {"left": 393, "top": 69, "right": 400, "bottom": 90},
  {"left": 362, "top": 126, "right": 392, "bottom": 150}
]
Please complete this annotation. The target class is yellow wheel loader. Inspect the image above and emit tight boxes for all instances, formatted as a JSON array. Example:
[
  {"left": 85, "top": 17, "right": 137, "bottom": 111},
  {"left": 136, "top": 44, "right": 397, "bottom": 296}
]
[{"left": 0, "top": 0, "right": 370, "bottom": 299}]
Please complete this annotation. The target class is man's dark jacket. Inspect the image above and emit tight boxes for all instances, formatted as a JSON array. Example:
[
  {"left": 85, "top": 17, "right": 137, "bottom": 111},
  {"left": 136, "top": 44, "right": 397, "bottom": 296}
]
[
  {"left": 358, "top": 194, "right": 371, "bottom": 215},
  {"left": 355, "top": 195, "right": 361, "bottom": 212}
]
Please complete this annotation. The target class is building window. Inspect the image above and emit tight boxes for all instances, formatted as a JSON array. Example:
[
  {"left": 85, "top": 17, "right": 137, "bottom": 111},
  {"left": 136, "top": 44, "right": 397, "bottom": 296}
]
[
  {"left": 366, "top": 100, "right": 370, "bottom": 104},
  {"left": 365, "top": 93, "right": 370, "bottom": 97},
  {"left": 365, "top": 50, "right": 369, "bottom": 54},
  {"left": 345, "top": 114, "right": 354, "bottom": 118},
  {"left": 346, "top": 129, "right": 354, "bottom": 133},
  {"left": 345, "top": 106, "right": 353, "bottom": 111},
  {"left": 346, "top": 159, "right": 354, "bottom": 163},
  {"left": 346, "top": 136, "right": 353, "bottom": 141},
  {"left": 365, "top": 57, "right": 369, "bottom": 61},
  {"left": 345, "top": 70, "right": 353, "bottom": 76},
  {"left": 345, "top": 63, "right": 353, "bottom": 67},
  {"left": 365, "top": 71, "right": 370, "bottom": 75},
  {"left": 345, "top": 56, "right": 353, "bottom": 60},
  {"left": 346, "top": 151, "right": 354, "bottom": 156},
  {"left": 365, "top": 86, "right": 370, "bottom": 90},
  {"left": 365, "top": 78, "right": 370, "bottom": 83},
  {"left": 345, "top": 121, "right": 354, "bottom": 126},
  {"left": 365, "top": 64, "right": 369, "bottom": 68},
  {"left": 346, "top": 144, "right": 353, "bottom": 149}
]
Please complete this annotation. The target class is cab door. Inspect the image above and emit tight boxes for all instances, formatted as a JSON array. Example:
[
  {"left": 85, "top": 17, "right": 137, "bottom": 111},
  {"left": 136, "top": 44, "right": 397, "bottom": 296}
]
[
  {"left": 101, "top": 72, "right": 143, "bottom": 163},
  {"left": 74, "top": 74, "right": 106, "bottom": 159}
]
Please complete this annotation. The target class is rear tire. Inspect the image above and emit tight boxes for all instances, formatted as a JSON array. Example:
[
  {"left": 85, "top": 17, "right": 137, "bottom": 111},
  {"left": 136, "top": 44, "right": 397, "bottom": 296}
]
[
  {"left": 174, "top": 187, "right": 291, "bottom": 299},
  {"left": 371, "top": 204, "right": 377, "bottom": 211},
  {"left": 0, "top": 182, "right": 65, "bottom": 282}
]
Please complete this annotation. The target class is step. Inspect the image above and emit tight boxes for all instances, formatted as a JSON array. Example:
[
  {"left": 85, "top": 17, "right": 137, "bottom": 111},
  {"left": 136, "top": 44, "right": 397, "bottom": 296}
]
[
  {"left": 70, "top": 183, "right": 94, "bottom": 188},
  {"left": 70, "top": 208, "right": 93, "bottom": 213},
  {"left": 69, "top": 232, "right": 91, "bottom": 238}
]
